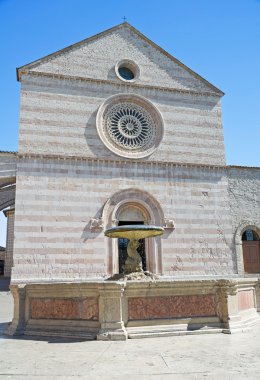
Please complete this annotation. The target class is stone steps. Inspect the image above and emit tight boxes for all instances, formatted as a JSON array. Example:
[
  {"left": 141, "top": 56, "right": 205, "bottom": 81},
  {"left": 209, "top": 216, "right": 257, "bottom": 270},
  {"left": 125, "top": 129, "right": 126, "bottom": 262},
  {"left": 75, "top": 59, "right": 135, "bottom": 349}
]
[
  {"left": 127, "top": 324, "right": 223, "bottom": 339},
  {"left": 223, "top": 312, "right": 260, "bottom": 334},
  {"left": 23, "top": 330, "right": 96, "bottom": 340}
]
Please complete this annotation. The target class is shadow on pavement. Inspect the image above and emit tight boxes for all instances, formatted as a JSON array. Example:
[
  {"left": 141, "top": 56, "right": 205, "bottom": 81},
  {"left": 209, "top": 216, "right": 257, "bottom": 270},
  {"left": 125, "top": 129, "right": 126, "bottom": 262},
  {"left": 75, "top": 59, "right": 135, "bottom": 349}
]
[
  {"left": 0, "top": 279, "right": 90, "bottom": 344},
  {"left": 0, "top": 323, "right": 92, "bottom": 344},
  {"left": 1, "top": 333, "right": 92, "bottom": 344},
  {"left": 0, "top": 322, "right": 10, "bottom": 336}
]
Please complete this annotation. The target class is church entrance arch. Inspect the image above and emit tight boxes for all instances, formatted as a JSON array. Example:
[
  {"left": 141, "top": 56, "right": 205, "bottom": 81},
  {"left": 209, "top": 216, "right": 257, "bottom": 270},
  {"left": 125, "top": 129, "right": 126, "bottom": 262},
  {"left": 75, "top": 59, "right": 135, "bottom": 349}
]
[{"left": 102, "top": 188, "right": 164, "bottom": 275}]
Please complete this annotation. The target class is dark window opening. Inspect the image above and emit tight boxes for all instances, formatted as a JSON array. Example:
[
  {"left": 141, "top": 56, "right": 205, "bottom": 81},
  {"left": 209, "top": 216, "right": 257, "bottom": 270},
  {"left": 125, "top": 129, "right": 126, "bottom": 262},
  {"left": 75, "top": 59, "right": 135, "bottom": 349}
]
[
  {"left": 242, "top": 229, "right": 259, "bottom": 241},
  {"left": 118, "top": 67, "right": 134, "bottom": 80},
  {"left": 0, "top": 260, "right": 4, "bottom": 276}
]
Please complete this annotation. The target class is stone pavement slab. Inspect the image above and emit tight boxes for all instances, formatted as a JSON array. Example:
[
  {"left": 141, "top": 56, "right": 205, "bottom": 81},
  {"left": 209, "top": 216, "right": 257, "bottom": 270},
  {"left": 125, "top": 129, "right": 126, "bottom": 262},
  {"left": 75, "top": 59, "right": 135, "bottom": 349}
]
[{"left": 1, "top": 289, "right": 260, "bottom": 379}]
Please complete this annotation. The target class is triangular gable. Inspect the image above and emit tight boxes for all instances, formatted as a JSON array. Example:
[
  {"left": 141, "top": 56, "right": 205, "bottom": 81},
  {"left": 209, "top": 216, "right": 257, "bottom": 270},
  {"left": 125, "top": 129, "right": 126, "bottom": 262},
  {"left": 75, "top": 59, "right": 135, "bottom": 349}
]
[{"left": 17, "top": 22, "right": 223, "bottom": 96}]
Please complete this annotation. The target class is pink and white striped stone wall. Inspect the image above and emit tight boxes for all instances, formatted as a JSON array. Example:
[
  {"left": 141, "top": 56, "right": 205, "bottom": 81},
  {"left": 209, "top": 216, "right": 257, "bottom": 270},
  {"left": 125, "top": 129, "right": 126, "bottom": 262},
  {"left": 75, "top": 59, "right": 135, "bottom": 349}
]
[
  {"left": 19, "top": 74, "right": 225, "bottom": 166},
  {"left": 12, "top": 157, "right": 234, "bottom": 281},
  {"left": 12, "top": 24, "right": 234, "bottom": 281}
]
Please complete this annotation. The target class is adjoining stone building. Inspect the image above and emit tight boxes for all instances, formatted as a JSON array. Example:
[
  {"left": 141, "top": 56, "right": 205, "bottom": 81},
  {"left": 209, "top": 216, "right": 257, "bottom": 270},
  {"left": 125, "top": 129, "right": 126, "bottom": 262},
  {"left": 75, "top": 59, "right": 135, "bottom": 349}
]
[
  {"left": 1, "top": 23, "right": 260, "bottom": 339},
  {"left": 0, "top": 246, "right": 5, "bottom": 275},
  {"left": 0, "top": 151, "right": 16, "bottom": 277}
]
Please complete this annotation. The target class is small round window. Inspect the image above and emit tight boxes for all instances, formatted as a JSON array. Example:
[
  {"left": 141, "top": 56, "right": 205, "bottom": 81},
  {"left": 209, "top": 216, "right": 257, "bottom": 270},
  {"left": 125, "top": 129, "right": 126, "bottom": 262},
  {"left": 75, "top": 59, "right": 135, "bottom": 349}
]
[{"left": 115, "top": 60, "right": 140, "bottom": 83}]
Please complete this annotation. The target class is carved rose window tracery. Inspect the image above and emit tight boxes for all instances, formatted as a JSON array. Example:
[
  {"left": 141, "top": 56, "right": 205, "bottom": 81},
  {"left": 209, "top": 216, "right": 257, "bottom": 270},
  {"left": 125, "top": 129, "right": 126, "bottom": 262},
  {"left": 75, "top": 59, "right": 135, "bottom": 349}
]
[
  {"left": 104, "top": 103, "right": 156, "bottom": 150},
  {"left": 96, "top": 94, "right": 164, "bottom": 159}
]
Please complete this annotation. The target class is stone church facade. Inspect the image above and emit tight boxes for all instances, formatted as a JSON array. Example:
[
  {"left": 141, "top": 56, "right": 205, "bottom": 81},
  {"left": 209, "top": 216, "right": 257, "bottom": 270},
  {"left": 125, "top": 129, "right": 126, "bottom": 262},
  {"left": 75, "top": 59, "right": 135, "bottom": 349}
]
[{"left": 1, "top": 23, "right": 260, "bottom": 339}]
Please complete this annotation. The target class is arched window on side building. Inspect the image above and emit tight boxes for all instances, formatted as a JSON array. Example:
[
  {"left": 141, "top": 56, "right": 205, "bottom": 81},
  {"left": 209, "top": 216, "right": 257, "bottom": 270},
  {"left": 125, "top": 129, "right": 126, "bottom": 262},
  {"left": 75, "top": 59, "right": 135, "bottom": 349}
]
[{"left": 242, "top": 228, "right": 260, "bottom": 273}]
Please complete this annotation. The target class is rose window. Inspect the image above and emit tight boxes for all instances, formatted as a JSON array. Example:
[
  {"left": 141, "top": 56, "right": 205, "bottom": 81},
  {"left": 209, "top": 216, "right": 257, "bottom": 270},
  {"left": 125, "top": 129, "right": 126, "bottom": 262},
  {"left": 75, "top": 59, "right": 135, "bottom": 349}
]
[
  {"left": 104, "top": 103, "right": 155, "bottom": 150},
  {"left": 96, "top": 94, "right": 164, "bottom": 159}
]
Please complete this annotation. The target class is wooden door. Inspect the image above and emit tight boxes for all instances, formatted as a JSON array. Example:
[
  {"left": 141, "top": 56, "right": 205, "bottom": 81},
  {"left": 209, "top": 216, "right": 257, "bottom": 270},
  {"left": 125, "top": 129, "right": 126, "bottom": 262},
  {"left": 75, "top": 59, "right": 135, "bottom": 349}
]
[{"left": 243, "top": 241, "right": 260, "bottom": 273}]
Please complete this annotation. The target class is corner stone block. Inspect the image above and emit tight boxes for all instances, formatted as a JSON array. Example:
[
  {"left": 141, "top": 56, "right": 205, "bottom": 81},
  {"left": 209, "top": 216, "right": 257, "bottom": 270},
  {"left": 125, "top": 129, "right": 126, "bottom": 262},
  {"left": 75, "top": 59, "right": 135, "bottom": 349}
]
[{"left": 218, "top": 279, "right": 260, "bottom": 333}]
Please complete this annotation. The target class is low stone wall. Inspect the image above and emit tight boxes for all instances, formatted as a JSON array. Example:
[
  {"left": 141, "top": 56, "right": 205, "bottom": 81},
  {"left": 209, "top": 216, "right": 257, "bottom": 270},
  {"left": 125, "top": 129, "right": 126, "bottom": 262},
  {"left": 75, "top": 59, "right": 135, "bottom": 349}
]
[{"left": 5, "top": 278, "right": 260, "bottom": 340}]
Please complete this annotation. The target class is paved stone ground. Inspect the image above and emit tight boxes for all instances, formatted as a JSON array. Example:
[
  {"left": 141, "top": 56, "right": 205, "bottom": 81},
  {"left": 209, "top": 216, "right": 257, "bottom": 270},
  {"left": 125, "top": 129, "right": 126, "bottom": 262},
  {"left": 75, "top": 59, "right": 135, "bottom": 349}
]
[{"left": 1, "top": 282, "right": 260, "bottom": 380}]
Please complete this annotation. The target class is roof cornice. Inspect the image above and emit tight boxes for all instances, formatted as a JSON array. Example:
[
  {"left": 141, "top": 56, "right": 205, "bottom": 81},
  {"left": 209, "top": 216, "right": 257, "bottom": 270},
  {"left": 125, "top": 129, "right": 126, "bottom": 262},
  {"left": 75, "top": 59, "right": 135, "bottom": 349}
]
[
  {"left": 0, "top": 151, "right": 17, "bottom": 156},
  {"left": 19, "top": 70, "right": 222, "bottom": 98}
]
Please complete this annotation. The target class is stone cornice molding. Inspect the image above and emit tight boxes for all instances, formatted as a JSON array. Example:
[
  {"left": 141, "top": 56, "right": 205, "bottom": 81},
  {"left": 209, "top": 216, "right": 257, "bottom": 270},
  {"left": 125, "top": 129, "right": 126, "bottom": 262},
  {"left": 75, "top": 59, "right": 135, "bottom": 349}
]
[
  {"left": 19, "top": 70, "right": 221, "bottom": 98},
  {"left": 16, "top": 153, "right": 260, "bottom": 171},
  {"left": 9, "top": 277, "right": 258, "bottom": 286},
  {"left": 0, "top": 151, "right": 17, "bottom": 156},
  {"left": 17, "top": 153, "right": 228, "bottom": 171},
  {"left": 227, "top": 165, "right": 260, "bottom": 171},
  {"left": 3, "top": 206, "right": 15, "bottom": 217}
]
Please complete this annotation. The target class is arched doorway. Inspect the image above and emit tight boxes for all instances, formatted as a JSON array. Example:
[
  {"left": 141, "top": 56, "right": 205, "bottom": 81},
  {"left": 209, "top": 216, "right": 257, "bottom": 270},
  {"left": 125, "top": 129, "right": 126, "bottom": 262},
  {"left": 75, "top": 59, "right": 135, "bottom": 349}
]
[
  {"left": 102, "top": 188, "right": 164, "bottom": 275},
  {"left": 117, "top": 203, "right": 148, "bottom": 273},
  {"left": 242, "top": 228, "right": 260, "bottom": 273}
]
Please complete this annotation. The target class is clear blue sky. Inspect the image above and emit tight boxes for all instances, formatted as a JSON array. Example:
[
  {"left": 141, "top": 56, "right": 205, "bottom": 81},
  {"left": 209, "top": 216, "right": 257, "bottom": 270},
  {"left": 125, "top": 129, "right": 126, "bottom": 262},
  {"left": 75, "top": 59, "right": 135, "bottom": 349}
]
[
  {"left": 0, "top": 0, "right": 259, "bottom": 246},
  {"left": 0, "top": 0, "right": 259, "bottom": 166}
]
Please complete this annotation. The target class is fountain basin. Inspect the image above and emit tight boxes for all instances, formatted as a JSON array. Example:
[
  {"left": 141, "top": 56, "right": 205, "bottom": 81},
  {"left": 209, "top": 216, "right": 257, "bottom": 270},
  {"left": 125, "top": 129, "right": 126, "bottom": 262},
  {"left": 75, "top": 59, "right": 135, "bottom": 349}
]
[{"left": 104, "top": 225, "right": 164, "bottom": 240}]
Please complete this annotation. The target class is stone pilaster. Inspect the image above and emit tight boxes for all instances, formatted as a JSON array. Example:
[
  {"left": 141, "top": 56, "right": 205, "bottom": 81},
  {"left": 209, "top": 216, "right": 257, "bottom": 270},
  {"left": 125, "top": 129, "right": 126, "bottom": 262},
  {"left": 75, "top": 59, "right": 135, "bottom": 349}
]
[
  {"left": 5, "top": 284, "right": 27, "bottom": 336},
  {"left": 3, "top": 206, "right": 15, "bottom": 278},
  {"left": 97, "top": 282, "right": 127, "bottom": 341}
]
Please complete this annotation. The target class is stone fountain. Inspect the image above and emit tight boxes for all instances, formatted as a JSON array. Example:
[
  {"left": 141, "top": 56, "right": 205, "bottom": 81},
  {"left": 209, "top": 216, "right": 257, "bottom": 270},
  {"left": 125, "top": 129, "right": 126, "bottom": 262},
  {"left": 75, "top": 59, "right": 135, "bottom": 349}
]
[
  {"left": 105, "top": 225, "right": 164, "bottom": 275},
  {"left": 8, "top": 224, "right": 259, "bottom": 341}
]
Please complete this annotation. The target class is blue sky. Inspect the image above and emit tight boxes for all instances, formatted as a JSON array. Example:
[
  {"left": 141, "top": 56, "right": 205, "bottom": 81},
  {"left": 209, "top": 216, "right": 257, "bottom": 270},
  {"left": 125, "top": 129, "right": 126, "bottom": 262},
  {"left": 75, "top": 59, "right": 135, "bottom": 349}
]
[{"left": 0, "top": 0, "right": 259, "bottom": 244}]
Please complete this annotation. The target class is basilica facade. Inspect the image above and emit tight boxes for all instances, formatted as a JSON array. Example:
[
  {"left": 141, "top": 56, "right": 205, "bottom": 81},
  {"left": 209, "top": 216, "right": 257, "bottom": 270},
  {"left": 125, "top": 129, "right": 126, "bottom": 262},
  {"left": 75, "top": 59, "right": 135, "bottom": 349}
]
[{"left": 1, "top": 23, "right": 260, "bottom": 339}]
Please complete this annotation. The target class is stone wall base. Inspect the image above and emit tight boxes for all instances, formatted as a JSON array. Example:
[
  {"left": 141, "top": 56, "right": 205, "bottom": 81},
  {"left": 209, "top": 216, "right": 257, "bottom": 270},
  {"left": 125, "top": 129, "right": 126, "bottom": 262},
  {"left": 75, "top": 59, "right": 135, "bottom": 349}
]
[{"left": 5, "top": 278, "right": 260, "bottom": 340}]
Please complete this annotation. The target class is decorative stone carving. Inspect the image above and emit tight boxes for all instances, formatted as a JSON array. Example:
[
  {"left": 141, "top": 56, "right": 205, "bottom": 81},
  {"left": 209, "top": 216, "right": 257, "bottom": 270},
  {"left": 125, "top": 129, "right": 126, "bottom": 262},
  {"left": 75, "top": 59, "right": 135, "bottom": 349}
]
[
  {"left": 96, "top": 94, "right": 164, "bottom": 159},
  {"left": 112, "top": 218, "right": 118, "bottom": 226},
  {"left": 128, "top": 294, "right": 216, "bottom": 320},
  {"left": 5, "top": 284, "right": 27, "bottom": 336},
  {"left": 30, "top": 298, "right": 99, "bottom": 320},
  {"left": 123, "top": 239, "right": 143, "bottom": 274},
  {"left": 90, "top": 217, "right": 103, "bottom": 232},
  {"left": 214, "top": 287, "right": 229, "bottom": 324},
  {"left": 163, "top": 219, "right": 175, "bottom": 229},
  {"left": 105, "top": 103, "right": 156, "bottom": 150}
]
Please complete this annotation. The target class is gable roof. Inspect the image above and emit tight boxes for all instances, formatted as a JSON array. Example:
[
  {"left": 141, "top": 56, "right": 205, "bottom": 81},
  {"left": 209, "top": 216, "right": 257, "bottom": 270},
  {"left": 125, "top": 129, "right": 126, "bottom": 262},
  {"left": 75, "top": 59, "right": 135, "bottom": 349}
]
[{"left": 17, "top": 22, "right": 224, "bottom": 96}]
